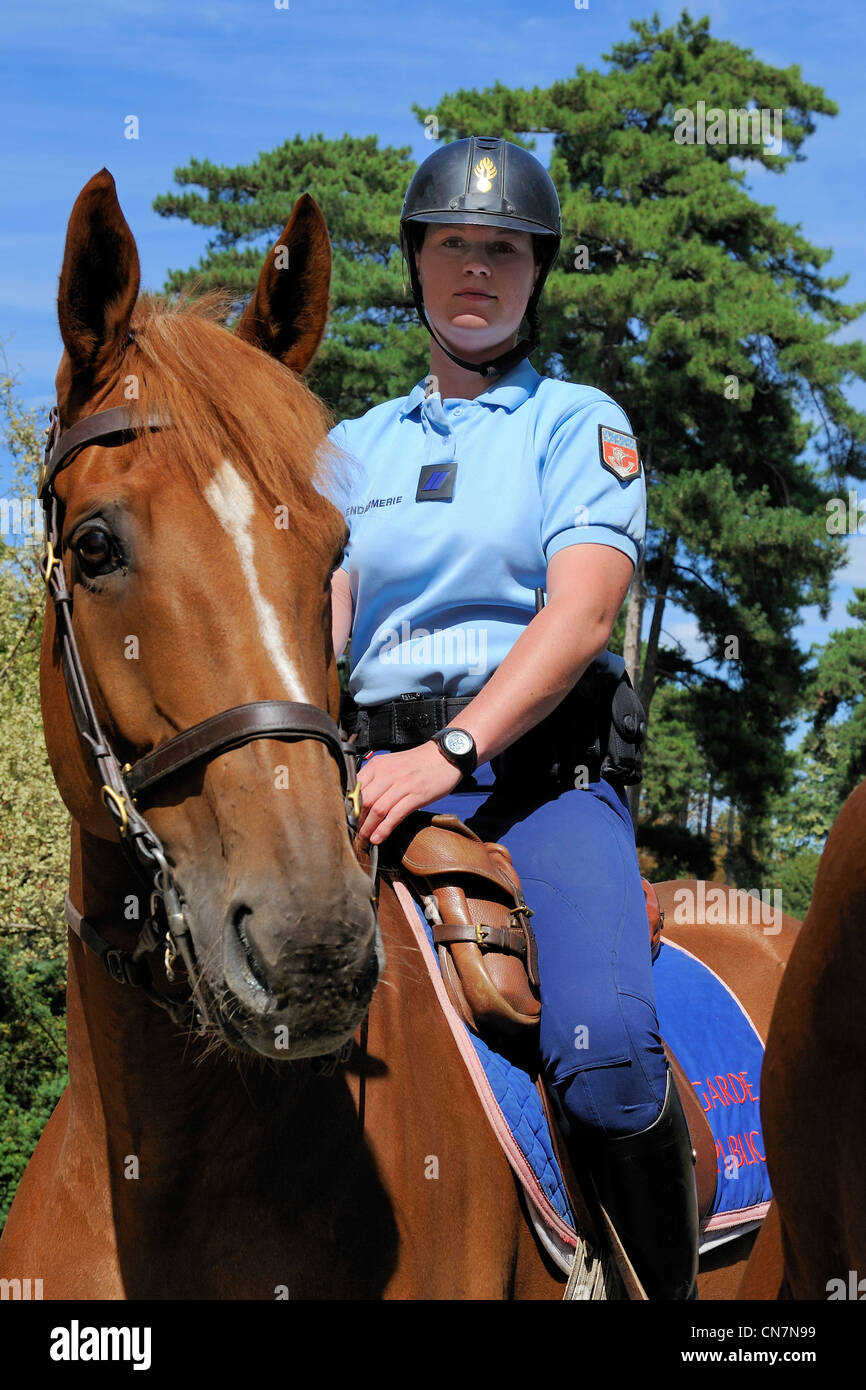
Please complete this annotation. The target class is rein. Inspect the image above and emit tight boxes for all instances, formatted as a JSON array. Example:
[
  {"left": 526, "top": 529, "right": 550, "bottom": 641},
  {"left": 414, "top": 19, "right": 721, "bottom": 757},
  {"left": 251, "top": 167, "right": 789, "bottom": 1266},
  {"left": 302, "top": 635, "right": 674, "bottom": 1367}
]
[{"left": 39, "top": 404, "right": 378, "bottom": 1036}]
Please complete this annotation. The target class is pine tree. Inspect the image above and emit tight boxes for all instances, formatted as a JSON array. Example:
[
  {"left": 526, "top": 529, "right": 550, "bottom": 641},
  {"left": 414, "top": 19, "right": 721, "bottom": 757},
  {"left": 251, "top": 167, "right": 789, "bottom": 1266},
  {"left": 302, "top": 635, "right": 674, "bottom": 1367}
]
[{"left": 153, "top": 134, "right": 428, "bottom": 416}]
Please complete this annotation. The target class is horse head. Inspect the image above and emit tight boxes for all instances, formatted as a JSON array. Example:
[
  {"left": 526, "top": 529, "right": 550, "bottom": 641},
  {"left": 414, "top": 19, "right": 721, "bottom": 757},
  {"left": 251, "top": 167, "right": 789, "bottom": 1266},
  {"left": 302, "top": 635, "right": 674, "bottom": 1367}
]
[{"left": 41, "top": 168, "right": 382, "bottom": 1059}]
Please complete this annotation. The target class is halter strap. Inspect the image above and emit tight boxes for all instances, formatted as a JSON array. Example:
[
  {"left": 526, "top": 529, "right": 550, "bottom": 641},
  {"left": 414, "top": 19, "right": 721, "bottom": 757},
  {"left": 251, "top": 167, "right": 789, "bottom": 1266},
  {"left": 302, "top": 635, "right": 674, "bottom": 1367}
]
[{"left": 125, "top": 701, "right": 350, "bottom": 799}]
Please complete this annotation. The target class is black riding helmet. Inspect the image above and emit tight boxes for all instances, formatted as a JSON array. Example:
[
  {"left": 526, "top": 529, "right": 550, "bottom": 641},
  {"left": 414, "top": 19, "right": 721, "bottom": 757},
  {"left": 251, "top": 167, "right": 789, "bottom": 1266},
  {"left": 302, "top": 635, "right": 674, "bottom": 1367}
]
[{"left": 400, "top": 136, "right": 562, "bottom": 379}]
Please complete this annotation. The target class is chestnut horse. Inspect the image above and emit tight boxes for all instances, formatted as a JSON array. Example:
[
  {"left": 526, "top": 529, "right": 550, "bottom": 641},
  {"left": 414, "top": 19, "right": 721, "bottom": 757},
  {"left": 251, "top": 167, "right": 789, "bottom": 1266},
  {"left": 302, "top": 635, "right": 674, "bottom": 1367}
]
[
  {"left": 0, "top": 169, "right": 563, "bottom": 1298},
  {"left": 0, "top": 170, "right": 795, "bottom": 1299},
  {"left": 739, "top": 780, "right": 866, "bottom": 1299}
]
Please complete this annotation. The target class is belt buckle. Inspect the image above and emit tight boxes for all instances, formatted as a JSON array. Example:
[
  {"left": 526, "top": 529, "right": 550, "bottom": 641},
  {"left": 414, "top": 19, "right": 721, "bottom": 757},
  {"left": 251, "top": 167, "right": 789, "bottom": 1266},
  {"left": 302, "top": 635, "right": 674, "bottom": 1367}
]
[{"left": 104, "top": 948, "right": 128, "bottom": 985}]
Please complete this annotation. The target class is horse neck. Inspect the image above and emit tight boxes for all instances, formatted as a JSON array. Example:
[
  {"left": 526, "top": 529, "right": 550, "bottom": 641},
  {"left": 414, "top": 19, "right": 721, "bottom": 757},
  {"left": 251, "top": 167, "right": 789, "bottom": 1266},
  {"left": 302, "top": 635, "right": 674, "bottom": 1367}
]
[
  {"left": 65, "top": 822, "right": 318, "bottom": 1175},
  {"left": 62, "top": 821, "right": 394, "bottom": 1293}
]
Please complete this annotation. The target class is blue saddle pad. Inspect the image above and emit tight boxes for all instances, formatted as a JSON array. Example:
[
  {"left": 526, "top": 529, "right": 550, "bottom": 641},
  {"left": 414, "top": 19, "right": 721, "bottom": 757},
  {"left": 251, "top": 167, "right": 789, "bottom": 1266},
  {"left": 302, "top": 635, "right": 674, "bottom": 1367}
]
[
  {"left": 407, "top": 896, "right": 772, "bottom": 1232},
  {"left": 652, "top": 938, "right": 772, "bottom": 1220}
]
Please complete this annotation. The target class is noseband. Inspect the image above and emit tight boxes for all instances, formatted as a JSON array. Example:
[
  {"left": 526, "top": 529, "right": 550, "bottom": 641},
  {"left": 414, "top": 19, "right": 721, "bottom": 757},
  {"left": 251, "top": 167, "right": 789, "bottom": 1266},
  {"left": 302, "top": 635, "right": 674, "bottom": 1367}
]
[{"left": 39, "top": 405, "right": 377, "bottom": 1033}]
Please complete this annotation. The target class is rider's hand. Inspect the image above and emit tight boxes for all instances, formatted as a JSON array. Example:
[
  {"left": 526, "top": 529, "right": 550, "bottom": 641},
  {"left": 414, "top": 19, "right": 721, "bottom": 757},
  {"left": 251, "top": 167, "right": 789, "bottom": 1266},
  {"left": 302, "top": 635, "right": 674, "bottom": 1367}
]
[{"left": 355, "top": 742, "right": 463, "bottom": 845}]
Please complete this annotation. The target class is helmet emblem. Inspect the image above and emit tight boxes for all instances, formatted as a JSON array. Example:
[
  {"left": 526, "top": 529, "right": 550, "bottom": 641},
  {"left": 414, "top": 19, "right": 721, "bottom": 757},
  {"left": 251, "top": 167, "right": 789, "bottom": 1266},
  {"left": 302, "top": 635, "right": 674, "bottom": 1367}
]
[{"left": 473, "top": 157, "right": 498, "bottom": 193}]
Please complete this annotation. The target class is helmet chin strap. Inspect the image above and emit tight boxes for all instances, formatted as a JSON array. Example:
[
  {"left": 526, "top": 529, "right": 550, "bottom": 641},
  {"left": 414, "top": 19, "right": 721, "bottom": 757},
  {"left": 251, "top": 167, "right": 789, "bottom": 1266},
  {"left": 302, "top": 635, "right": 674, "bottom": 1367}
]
[{"left": 416, "top": 298, "right": 538, "bottom": 380}]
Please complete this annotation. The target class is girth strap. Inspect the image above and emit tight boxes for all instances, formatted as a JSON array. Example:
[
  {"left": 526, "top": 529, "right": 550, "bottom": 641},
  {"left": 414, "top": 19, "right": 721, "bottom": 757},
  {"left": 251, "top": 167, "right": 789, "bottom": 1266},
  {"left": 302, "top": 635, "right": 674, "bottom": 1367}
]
[{"left": 125, "top": 701, "right": 349, "bottom": 799}]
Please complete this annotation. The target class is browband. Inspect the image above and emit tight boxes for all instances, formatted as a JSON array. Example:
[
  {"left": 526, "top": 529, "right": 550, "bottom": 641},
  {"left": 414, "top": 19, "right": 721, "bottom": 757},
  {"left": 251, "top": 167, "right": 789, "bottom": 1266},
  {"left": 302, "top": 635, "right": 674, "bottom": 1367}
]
[{"left": 39, "top": 405, "right": 170, "bottom": 499}]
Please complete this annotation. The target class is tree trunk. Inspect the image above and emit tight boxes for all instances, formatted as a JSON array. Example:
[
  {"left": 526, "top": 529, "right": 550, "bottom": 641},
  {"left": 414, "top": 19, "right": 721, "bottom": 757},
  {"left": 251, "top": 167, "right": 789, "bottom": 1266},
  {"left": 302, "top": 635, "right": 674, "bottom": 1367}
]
[
  {"left": 623, "top": 558, "right": 646, "bottom": 835},
  {"left": 705, "top": 781, "right": 714, "bottom": 838},
  {"left": 622, "top": 554, "right": 645, "bottom": 689},
  {"left": 725, "top": 801, "right": 735, "bottom": 884},
  {"left": 639, "top": 540, "right": 675, "bottom": 716}
]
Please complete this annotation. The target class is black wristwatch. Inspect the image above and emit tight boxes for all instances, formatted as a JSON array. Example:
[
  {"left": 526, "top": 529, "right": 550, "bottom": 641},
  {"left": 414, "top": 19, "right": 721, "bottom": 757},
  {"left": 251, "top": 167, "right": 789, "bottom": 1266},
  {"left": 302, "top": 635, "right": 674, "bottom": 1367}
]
[{"left": 431, "top": 727, "right": 478, "bottom": 776}]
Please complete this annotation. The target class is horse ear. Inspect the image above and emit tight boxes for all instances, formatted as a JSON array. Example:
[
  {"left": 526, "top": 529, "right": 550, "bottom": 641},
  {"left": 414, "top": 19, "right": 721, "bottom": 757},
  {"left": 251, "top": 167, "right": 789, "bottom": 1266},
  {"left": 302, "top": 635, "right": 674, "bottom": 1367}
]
[
  {"left": 57, "top": 169, "right": 140, "bottom": 377},
  {"left": 235, "top": 193, "right": 331, "bottom": 375}
]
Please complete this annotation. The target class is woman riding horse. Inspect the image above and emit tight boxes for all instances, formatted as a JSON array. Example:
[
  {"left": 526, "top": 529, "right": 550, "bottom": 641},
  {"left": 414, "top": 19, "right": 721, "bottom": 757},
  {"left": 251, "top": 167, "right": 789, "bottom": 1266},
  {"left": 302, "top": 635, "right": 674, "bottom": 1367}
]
[{"left": 329, "top": 136, "right": 700, "bottom": 1298}]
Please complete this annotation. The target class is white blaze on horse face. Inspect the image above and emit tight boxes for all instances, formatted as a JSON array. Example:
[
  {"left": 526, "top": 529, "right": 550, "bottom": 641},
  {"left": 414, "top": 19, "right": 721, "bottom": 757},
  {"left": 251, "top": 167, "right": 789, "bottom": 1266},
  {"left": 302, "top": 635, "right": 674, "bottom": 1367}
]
[{"left": 204, "top": 460, "right": 308, "bottom": 702}]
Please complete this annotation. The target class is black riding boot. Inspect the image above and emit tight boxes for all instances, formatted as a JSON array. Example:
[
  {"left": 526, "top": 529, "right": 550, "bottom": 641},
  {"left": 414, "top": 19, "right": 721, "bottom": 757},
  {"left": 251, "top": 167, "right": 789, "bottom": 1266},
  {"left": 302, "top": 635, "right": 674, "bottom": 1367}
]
[{"left": 583, "top": 1068, "right": 700, "bottom": 1300}]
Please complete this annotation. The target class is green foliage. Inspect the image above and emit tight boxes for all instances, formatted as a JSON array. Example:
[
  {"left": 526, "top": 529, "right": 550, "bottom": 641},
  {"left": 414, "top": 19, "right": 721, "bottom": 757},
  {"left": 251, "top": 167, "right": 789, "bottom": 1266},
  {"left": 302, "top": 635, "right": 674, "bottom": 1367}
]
[
  {"left": 637, "top": 820, "right": 715, "bottom": 882},
  {"left": 639, "top": 683, "right": 705, "bottom": 824},
  {"left": 771, "top": 847, "right": 821, "bottom": 920},
  {"left": 636, "top": 681, "right": 719, "bottom": 879},
  {"left": 0, "top": 944, "right": 68, "bottom": 1227},
  {"left": 0, "top": 368, "right": 70, "bottom": 1227},
  {"left": 761, "top": 727, "right": 848, "bottom": 917},
  {"left": 766, "top": 731, "right": 846, "bottom": 854},
  {"left": 0, "top": 371, "right": 69, "bottom": 956},
  {"left": 154, "top": 133, "right": 430, "bottom": 416},
  {"left": 803, "top": 587, "right": 866, "bottom": 798}
]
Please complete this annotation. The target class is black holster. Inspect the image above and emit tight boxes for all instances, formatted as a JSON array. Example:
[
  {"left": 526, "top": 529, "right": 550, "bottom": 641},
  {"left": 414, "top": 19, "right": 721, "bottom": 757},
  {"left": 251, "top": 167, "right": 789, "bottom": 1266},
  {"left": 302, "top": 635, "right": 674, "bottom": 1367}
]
[{"left": 490, "top": 657, "right": 647, "bottom": 790}]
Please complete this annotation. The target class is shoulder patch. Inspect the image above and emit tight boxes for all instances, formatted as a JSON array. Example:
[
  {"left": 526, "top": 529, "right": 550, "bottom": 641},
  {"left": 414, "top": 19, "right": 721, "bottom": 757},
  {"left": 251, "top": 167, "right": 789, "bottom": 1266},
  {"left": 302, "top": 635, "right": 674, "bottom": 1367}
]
[{"left": 598, "top": 425, "right": 641, "bottom": 482}]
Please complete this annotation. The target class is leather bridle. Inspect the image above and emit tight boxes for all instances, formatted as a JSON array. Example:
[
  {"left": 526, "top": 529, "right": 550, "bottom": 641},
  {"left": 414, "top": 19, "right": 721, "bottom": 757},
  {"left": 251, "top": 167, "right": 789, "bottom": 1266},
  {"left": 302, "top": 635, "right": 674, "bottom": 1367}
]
[{"left": 39, "top": 404, "right": 378, "bottom": 1035}]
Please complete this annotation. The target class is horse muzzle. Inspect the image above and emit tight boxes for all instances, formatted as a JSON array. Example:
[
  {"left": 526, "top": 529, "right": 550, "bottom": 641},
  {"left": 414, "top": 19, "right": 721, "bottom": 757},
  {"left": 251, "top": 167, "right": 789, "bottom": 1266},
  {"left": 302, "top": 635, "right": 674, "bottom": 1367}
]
[{"left": 208, "top": 885, "right": 383, "bottom": 1058}]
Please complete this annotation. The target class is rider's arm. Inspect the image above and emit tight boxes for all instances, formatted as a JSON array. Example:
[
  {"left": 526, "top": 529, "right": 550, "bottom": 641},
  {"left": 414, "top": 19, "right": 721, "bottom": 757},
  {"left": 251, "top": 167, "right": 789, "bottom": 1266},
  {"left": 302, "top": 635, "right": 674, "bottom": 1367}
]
[
  {"left": 331, "top": 566, "right": 353, "bottom": 660},
  {"left": 450, "top": 398, "right": 643, "bottom": 767},
  {"left": 447, "top": 541, "right": 633, "bottom": 766}
]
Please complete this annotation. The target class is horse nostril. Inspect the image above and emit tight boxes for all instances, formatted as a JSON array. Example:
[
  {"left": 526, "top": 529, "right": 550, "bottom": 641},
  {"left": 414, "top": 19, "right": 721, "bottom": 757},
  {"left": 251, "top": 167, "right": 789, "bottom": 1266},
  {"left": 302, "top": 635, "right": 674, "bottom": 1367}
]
[{"left": 232, "top": 905, "right": 277, "bottom": 995}]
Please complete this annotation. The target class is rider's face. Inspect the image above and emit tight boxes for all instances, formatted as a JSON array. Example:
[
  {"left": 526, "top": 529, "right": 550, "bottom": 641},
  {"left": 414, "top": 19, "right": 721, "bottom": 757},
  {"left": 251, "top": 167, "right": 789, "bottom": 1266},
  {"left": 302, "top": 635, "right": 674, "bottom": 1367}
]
[{"left": 414, "top": 224, "right": 540, "bottom": 360}]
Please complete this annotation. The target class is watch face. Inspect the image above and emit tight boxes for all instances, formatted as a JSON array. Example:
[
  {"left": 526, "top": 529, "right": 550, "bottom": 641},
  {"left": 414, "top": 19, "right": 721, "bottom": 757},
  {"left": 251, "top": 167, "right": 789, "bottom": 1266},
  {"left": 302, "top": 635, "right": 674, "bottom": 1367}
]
[{"left": 444, "top": 730, "right": 473, "bottom": 757}]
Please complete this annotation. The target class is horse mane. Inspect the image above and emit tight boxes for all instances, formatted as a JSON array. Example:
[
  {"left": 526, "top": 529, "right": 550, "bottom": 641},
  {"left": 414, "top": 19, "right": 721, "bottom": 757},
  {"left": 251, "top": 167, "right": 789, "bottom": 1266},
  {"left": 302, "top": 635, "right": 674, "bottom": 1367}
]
[{"left": 126, "top": 289, "right": 355, "bottom": 545}]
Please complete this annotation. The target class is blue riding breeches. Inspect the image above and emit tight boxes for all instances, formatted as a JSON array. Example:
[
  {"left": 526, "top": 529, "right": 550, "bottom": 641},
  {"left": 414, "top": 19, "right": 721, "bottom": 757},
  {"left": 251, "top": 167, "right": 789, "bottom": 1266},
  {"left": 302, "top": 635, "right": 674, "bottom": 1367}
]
[{"left": 407, "top": 757, "right": 670, "bottom": 1140}]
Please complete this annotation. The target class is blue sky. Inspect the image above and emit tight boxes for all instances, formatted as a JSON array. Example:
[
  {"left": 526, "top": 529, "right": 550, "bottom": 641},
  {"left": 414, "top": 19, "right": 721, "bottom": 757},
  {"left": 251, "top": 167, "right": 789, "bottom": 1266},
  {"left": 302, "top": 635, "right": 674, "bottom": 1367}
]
[{"left": 2, "top": 0, "right": 864, "bottom": 686}]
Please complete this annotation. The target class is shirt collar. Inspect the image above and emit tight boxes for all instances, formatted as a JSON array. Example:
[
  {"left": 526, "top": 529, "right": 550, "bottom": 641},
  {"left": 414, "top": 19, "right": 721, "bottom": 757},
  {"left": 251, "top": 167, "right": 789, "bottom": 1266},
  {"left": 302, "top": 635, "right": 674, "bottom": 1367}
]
[{"left": 399, "top": 356, "right": 542, "bottom": 419}]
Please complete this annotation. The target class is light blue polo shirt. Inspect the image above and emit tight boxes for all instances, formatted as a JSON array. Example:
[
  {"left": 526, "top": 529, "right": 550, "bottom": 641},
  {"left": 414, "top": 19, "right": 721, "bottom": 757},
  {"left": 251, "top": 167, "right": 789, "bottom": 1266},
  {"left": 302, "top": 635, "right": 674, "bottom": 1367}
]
[{"left": 325, "top": 357, "right": 644, "bottom": 707}]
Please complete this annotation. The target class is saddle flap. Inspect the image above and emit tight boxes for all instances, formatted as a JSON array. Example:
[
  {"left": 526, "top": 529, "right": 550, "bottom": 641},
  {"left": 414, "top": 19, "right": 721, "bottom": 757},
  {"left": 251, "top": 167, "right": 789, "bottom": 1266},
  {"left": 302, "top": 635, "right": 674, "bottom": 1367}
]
[
  {"left": 643, "top": 879, "right": 663, "bottom": 957},
  {"left": 665, "top": 1044, "right": 717, "bottom": 1222}
]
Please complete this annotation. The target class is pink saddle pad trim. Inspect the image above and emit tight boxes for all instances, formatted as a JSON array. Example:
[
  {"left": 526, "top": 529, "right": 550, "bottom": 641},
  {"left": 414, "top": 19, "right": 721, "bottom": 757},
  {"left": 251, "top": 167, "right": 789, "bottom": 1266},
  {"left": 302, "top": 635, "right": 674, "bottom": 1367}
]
[{"left": 391, "top": 878, "right": 578, "bottom": 1252}]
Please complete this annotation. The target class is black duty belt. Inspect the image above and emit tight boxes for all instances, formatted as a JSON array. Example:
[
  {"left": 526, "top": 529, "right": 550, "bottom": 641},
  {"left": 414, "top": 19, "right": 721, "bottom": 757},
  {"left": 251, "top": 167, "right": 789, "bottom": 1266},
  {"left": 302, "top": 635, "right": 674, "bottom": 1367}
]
[
  {"left": 341, "top": 693, "right": 474, "bottom": 756},
  {"left": 340, "top": 662, "right": 647, "bottom": 790}
]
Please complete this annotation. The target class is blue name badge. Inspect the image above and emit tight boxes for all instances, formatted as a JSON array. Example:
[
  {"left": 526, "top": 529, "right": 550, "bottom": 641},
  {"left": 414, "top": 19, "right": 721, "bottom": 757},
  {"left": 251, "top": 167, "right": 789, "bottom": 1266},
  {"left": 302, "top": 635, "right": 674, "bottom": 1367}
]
[{"left": 416, "top": 462, "right": 457, "bottom": 502}]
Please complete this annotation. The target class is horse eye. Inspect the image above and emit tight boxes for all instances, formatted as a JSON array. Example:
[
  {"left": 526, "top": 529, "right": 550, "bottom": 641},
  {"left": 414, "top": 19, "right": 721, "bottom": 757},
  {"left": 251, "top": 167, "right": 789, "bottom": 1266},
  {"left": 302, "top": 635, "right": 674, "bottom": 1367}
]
[{"left": 74, "top": 528, "right": 121, "bottom": 575}]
